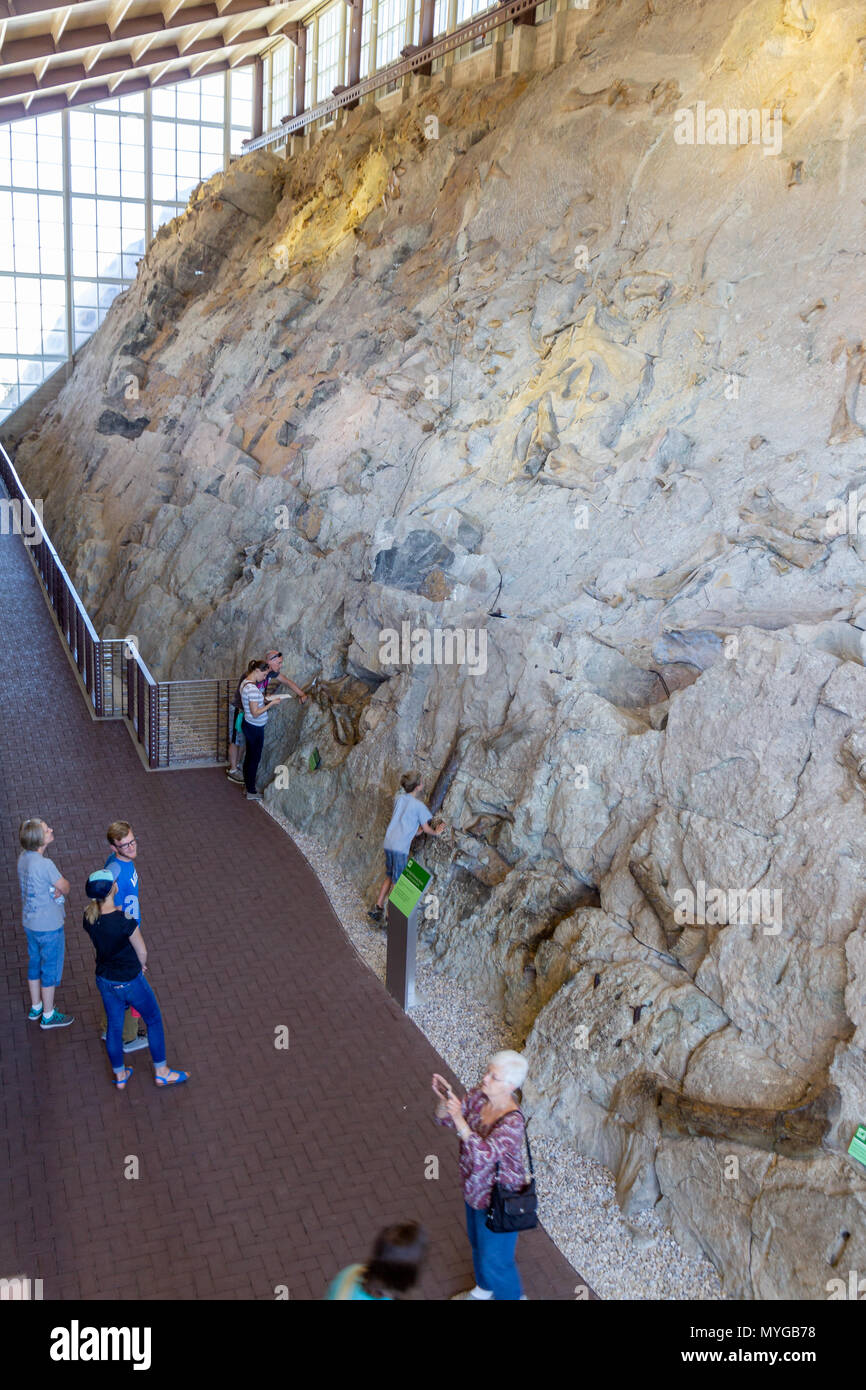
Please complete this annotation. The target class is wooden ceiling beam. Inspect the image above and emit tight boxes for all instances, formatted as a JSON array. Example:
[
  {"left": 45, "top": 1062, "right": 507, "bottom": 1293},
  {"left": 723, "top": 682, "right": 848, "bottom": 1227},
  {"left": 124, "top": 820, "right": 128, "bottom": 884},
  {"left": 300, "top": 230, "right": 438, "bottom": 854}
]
[
  {"left": 0, "top": 51, "right": 251, "bottom": 119},
  {"left": 0, "top": 0, "right": 269, "bottom": 22},
  {"left": 106, "top": 0, "right": 135, "bottom": 32},
  {"left": 0, "top": 21, "right": 266, "bottom": 97},
  {"left": 0, "top": 0, "right": 268, "bottom": 62},
  {"left": 50, "top": 4, "right": 70, "bottom": 41}
]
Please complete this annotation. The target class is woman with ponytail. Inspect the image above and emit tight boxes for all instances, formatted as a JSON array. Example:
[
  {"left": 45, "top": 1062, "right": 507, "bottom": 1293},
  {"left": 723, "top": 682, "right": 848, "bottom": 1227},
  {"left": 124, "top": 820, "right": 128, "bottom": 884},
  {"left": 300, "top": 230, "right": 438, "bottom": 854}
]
[{"left": 83, "top": 870, "right": 189, "bottom": 1090}]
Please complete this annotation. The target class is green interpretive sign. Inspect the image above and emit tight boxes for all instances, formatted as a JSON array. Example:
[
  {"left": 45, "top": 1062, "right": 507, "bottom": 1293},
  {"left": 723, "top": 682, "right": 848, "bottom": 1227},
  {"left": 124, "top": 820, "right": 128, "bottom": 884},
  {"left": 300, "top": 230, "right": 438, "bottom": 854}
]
[
  {"left": 848, "top": 1125, "right": 866, "bottom": 1167},
  {"left": 388, "top": 858, "right": 432, "bottom": 919}
]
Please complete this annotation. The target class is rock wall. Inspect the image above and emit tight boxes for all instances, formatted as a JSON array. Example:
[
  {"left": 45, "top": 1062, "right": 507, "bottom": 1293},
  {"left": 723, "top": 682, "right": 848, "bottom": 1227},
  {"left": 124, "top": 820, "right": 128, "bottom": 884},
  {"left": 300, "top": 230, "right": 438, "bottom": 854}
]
[{"left": 13, "top": 0, "right": 866, "bottom": 1296}]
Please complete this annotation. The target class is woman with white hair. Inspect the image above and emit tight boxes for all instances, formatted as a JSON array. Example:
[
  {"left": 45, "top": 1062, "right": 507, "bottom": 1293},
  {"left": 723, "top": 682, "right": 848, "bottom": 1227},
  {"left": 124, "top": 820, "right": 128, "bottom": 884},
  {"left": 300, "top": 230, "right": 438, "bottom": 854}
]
[{"left": 432, "top": 1050, "right": 530, "bottom": 1301}]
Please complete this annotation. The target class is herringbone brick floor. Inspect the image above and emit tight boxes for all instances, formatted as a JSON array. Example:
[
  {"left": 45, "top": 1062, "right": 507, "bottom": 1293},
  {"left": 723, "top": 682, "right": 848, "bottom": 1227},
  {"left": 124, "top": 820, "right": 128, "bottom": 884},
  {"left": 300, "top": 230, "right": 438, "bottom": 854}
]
[{"left": 0, "top": 521, "right": 586, "bottom": 1301}]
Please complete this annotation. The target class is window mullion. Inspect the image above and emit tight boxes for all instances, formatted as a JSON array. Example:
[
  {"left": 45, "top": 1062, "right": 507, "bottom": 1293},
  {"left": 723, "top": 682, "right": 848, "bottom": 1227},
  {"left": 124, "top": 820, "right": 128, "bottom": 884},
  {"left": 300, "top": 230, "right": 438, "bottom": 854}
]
[
  {"left": 223, "top": 69, "right": 231, "bottom": 170},
  {"left": 61, "top": 109, "right": 73, "bottom": 365},
  {"left": 144, "top": 90, "right": 153, "bottom": 247}
]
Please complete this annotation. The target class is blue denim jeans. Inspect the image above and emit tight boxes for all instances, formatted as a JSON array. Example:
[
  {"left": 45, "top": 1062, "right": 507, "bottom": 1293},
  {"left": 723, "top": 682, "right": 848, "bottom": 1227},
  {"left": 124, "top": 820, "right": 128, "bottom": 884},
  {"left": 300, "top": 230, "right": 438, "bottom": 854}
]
[
  {"left": 25, "top": 928, "right": 65, "bottom": 987},
  {"left": 242, "top": 719, "right": 265, "bottom": 793},
  {"left": 465, "top": 1202, "right": 523, "bottom": 1300},
  {"left": 96, "top": 972, "right": 166, "bottom": 1072}
]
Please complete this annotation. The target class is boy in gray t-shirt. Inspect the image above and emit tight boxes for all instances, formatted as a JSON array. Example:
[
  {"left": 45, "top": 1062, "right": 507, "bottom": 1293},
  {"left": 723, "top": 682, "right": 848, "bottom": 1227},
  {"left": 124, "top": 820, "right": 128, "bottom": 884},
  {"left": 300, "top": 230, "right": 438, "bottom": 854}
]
[
  {"left": 17, "top": 818, "right": 74, "bottom": 1029},
  {"left": 368, "top": 772, "right": 444, "bottom": 924}
]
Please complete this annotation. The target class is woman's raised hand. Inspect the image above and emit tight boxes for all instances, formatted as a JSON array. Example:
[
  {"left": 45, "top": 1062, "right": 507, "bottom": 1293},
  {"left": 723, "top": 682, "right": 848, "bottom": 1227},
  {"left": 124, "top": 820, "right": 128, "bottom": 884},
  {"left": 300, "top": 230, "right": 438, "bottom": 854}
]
[{"left": 445, "top": 1091, "right": 464, "bottom": 1124}]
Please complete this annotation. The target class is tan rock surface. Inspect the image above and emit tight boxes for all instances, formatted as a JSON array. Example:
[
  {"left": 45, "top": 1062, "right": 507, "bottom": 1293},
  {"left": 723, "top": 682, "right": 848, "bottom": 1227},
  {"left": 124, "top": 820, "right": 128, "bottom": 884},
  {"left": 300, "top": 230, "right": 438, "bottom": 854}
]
[{"left": 13, "top": 0, "right": 866, "bottom": 1297}]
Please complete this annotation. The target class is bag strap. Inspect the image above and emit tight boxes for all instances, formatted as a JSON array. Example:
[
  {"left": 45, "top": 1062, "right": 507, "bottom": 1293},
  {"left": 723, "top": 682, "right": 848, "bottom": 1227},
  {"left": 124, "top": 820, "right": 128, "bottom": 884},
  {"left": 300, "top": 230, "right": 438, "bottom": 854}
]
[
  {"left": 521, "top": 1112, "right": 535, "bottom": 1177},
  {"left": 489, "top": 1108, "right": 534, "bottom": 1178}
]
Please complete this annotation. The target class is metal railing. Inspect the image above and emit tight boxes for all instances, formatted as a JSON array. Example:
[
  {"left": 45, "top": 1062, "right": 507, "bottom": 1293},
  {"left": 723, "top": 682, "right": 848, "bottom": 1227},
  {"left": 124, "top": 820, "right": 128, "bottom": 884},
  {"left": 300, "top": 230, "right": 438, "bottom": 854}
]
[
  {"left": 0, "top": 442, "right": 232, "bottom": 771},
  {"left": 243, "top": 0, "right": 543, "bottom": 154}
]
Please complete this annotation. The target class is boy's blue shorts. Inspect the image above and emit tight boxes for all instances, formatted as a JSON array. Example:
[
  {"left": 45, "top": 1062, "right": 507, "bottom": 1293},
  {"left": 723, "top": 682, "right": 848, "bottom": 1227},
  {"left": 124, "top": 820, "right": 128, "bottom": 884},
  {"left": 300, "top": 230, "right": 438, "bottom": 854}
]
[{"left": 385, "top": 850, "right": 408, "bottom": 883}]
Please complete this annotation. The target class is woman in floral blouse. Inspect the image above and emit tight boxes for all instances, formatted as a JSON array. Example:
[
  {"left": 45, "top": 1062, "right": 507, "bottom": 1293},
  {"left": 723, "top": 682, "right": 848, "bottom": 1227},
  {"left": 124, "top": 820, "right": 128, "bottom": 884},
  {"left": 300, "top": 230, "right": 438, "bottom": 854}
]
[{"left": 433, "top": 1050, "right": 529, "bottom": 1301}]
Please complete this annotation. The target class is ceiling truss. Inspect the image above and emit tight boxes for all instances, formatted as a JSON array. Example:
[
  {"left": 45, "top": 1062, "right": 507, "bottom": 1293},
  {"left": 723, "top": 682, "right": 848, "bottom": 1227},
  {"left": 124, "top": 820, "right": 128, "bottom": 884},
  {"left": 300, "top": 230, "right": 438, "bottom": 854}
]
[{"left": 0, "top": 0, "right": 307, "bottom": 122}]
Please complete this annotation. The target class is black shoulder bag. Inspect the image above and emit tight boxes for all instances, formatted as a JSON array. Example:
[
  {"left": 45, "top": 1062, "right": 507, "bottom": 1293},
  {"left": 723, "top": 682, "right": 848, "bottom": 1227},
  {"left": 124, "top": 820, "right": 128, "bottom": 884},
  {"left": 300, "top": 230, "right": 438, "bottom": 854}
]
[{"left": 486, "top": 1112, "right": 538, "bottom": 1233}]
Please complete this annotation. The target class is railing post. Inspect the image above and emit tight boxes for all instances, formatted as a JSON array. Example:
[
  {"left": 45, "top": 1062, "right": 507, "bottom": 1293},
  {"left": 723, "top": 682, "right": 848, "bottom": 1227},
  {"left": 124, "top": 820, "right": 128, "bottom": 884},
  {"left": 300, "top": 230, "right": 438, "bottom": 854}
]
[
  {"left": 137, "top": 665, "right": 145, "bottom": 745},
  {"left": 93, "top": 637, "right": 104, "bottom": 717},
  {"left": 126, "top": 655, "right": 135, "bottom": 723},
  {"left": 149, "top": 681, "right": 160, "bottom": 769}
]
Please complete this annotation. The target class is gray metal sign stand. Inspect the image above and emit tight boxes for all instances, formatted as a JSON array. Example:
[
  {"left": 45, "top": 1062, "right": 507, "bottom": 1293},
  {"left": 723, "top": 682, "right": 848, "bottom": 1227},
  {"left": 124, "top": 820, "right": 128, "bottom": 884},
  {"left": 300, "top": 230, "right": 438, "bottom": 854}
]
[{"left": 385, "top": 897, "right": 421, "bottom": 1009}]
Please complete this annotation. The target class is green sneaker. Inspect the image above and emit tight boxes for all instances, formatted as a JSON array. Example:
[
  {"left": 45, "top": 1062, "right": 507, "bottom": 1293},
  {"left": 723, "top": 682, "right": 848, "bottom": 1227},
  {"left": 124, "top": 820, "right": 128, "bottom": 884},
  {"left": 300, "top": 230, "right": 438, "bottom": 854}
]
[
  {"left": 40, "top": 1010, "right": 74, "bottom": 1029},
  {"left": 28, "top": 1003, "right": 43, "bottom": 1021}
]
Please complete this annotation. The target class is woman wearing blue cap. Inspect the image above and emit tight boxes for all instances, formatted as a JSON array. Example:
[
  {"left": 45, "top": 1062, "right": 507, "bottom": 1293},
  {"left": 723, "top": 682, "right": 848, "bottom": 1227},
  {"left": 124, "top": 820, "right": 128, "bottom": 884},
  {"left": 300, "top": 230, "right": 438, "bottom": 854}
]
[{"left": 83, "top": 869, "right": 189, "bottom": 1090}]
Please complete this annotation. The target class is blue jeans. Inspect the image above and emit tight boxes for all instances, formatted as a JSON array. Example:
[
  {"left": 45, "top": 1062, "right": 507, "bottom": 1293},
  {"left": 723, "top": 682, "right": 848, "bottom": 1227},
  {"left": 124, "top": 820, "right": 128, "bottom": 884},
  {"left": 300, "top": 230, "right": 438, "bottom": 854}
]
[
  {"left": 96, "top": 972, "right": 166, "bottom": 1072},
  {"left": 242, "top": 719, "right": 265, "bottom": 793},
  {"left": 465, "top": 1202, "right": 523, "bottom": 1300},
  {"left": 26, "top": 928, "right": 65, "bottom": 987}
]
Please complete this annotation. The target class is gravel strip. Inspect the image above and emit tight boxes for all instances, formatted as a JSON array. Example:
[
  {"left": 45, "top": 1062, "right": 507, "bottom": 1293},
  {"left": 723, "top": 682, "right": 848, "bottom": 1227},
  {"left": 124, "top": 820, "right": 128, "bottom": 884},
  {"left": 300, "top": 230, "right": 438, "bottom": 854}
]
[{"left": 265, "top": 803, "right": 723, "bottom": 1301}]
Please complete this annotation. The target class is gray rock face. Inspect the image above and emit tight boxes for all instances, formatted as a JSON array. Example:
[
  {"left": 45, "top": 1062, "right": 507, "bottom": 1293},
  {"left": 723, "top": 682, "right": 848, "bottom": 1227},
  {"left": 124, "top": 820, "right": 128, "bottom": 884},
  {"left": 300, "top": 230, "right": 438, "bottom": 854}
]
[
  {"left": 12, "top": 0, "right": 866, "bottom": 1297},
  {"left": 372, "top": 529, "right": 456, "bottom": 592},
  {"left": 95, "top": 410, "right": 150, "bottom": 440}
]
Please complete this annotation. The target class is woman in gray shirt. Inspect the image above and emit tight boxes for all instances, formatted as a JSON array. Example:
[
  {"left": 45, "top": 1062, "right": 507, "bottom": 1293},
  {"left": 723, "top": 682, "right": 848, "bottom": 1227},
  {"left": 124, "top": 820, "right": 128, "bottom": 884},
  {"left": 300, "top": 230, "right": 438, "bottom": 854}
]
[{"left": 240, "top": 661, "right": 281, "bottom": 801}]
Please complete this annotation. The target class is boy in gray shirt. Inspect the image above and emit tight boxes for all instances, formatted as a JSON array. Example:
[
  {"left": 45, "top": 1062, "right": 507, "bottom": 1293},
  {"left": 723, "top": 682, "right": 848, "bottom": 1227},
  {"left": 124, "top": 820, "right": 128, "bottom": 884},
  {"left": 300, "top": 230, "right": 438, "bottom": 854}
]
[
  {"left": 17, "top": 817, "right": 74, "bottom": 1028},
  {"left": 368, "top": 772, "right": 444, "bottom": 923}
]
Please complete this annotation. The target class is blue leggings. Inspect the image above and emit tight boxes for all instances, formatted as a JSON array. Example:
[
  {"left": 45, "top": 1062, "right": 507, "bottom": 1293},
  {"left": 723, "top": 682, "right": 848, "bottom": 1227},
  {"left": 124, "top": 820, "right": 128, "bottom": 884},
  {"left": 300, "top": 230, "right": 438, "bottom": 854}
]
[
  {"left": 96, "top": 971, "right": 166, "bottom": 1072},
  {"left": 465, "top": 1202, "right": 523, "bottom": 1300}
]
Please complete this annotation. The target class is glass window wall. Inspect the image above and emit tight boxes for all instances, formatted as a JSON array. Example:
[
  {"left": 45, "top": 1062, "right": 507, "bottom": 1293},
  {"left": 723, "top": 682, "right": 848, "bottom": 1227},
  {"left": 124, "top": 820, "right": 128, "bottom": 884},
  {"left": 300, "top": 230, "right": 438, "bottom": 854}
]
[
  {"left": 0, "top": 115, "right": 67, "bottom": 416},
  {"left": 317, "top": 5, "right": 344, "bottom": 101},
  {"left": 376, "top": 0, "right": 405, "bottom": 69},
  {"left": 0, "top": 68, "right": 253, "bottom": 424},
  {"left": 268, "top": 40, "right": 296, "bottom": 125}
]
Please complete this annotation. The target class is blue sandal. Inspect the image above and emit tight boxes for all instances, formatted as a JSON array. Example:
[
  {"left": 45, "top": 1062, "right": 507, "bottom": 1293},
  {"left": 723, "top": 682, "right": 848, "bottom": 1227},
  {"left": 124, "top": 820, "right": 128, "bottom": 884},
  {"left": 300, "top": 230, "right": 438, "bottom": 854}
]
[
  {"left": 114, "top": 1067, "right": 133, "bottom": 1090},
  {"left": 155, "top": 1068, "right": 189, "bottom": 1087}
]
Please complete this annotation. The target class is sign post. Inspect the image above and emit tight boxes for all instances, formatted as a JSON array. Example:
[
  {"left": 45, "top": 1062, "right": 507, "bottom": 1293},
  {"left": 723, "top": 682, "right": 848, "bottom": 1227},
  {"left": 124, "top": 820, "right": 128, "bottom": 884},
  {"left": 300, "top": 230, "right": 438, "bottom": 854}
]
[{"left": 386, "top": 858, "right": 432, "bottom": 1009}]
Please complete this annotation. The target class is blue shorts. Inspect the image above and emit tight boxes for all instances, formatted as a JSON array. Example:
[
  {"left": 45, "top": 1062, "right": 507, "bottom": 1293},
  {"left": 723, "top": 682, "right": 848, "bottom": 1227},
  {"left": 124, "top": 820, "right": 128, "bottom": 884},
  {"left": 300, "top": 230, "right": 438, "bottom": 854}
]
[
  {"left": 25, "top": 928, "right": 65, "bottom": 987},
  {"left": 385, "top": 849, "right": 408, "bottom": 883},
  {"left": 229, "top": 707, "right": 245, "bottom": 746}
]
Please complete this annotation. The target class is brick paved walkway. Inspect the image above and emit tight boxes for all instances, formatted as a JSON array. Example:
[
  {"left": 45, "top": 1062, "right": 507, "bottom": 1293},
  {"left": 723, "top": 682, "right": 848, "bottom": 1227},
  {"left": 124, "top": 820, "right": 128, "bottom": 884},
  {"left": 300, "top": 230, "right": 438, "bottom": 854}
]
[{"left": 0, "top": 523, "right": 586, "bottom": 1301}]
